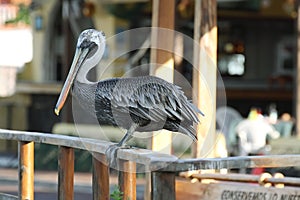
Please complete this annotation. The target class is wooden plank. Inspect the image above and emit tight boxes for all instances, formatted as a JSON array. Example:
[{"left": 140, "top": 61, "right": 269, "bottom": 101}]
[
  {"left": 176, "top": 180, "right": 300, "bottom": 200},
  {"left": 58, "top": 146, "right": 74, "bottom": 200},
  {"left": 0, "top": 129, "right": 111, "bottom": 153},
  {"left": 192, "top": 0, "right": 217, "bottom": 158},
  {"left": 151, "top": 172, "right": 175, "bottom": 200},
  {"left": 2, "top": 129, "right": 300, "bottom": 172},
  {"left": 118, "top": 159, "right": 136, "bottom": 200},
  {"left": 0, "top": 94, "right": 31, "bottom": 106},
  {"left": 0, "top": 128, "right": 178, "bottom": 165},
  {"left": 16, "top": 82, "right": 62, "bottom": 95},
  {"left": 191, "top": 173, "right": 264, "bottom": 183},
  {"left": 155, "top": 154, "right": 300, "bottom": 172},
  {"left": 0, "top": 193, "right": 18, "bottom": 200},
  {"left": 18, "top": 141, "right": 34, "bottom": 200},
  {"left": 189, "top": 173, "right": 300, "bottom": 187},
  {"left": 92, "top": 153, "right": 109, "bottom": 200}
]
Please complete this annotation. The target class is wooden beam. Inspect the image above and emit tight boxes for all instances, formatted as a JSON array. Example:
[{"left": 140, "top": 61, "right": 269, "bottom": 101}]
[
  {"left": 58, "top": 146, "right": 74, "bottom": 200},
  {"left": 192, "top": 0, "right": 217, "bottom": 158},
  {"left": 0, "top": 193, "right": 18, "bottom": 200},
  {"left": 16, "top": 82, "right": 62, "bottom": 95},
  {"left": 18, "top": 141, "right": 34, "bottom": 200},
  {"left": 118, "top": 160, "right": 136, "bottom": 200},
  {"left": 92, "top": 153, "right": 109, "bottom": 200},
  {"left": 150, "top": 0, "right": 175, "bottom": 78},
  {"left": 151, "top": 172, "right": 175, "bottom": 200},
  {"left": 149, "top": 0, "right": 175, "bottom": 154},
  {"left": 2, "top": 129, "right": 300, "bottom": 172},
  {"left": 189, "top": 173, "right": 300, "bottom": 187},
  {"left": 147, "top": 1, "right": 175, "bottom": 199},
  {"left": 153, "top": 154, "right": 300, "bottom": 172}
]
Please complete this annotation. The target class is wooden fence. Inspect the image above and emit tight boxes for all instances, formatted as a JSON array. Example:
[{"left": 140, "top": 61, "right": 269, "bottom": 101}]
[{"left": 0, "top": 128, "right": 300, "bottom": 200}]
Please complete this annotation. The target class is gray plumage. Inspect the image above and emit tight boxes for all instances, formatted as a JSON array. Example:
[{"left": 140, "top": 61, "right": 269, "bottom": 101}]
[
  {"left": 55, "top": 29, "right": 204, "bottom": 149},
  {"left": 89, "top": 76, "right": 203, "bottom": 142}
]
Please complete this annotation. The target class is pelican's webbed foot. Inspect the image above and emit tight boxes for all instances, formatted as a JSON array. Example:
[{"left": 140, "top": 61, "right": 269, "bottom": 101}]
[
  {"left": 105, "top": 144, "right": 132, "bottom": 168},
  {"left": 105, "top": 124, "right": 138, "bottom": 168}
]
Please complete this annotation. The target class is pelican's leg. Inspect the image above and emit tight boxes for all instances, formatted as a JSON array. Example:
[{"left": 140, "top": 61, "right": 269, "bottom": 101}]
[
  {"left": 105, "top": 123, "right": 138, "bottom": 168},
  {"left": 116, "top": 123, "right": 139, "bottom": 148}
]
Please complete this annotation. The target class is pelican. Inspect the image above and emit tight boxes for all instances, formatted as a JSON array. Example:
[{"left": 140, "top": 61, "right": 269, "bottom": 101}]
[{"left": 55, "top": 29, "right": 203, "bottom": 162}]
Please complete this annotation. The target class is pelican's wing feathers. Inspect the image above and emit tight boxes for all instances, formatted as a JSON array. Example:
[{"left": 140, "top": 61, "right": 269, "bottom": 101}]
[{"left": 109, "top": 76, "right": 203, "bottom": 123}]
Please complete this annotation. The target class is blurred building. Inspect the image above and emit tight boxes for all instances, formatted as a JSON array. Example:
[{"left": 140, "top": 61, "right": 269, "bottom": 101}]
[{"left": 0, "top": 0, "right": 297, "bottom": 155}]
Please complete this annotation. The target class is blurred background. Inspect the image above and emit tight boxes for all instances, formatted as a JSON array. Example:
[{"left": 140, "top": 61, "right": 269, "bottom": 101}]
[{"left": 0, "top": 0, "right": 298, "bottom": 172}]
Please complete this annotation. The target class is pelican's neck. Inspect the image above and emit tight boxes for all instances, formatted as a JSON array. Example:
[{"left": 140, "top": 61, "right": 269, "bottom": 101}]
[
  {"left": 73, "top": 78, "right": 97, "bottom": 115},
  {"left": 76, "top": 63, "right": 95, "bottom": 84},
  {"left": 76, "top": 44, "right": 105, "bottom": 84}
]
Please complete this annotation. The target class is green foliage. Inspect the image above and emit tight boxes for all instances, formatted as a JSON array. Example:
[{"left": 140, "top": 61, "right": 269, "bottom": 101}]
[
  {"left": 5, "top": 4, "right": 30, "bottom": 25},
  {"left": 110, "top": 186, "right": 124, "bottom": 200},
  {"left": 34, "top": 143, "right": 92, "bottom": 172}
]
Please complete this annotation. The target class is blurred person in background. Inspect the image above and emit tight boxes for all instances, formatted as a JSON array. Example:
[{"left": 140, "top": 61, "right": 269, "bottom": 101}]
[{"left": 236, "top": 108, "right": 280, "bottom": 157}]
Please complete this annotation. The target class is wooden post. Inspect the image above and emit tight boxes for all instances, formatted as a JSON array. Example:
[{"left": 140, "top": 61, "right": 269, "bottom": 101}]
[
  {"left": 18, "top": 141, "right": 34, "bottom": 200},
  {"left": 92, "top": 153, "right": 109, "bottom": 200},
  {"left": 118, "top": 160, "right": 136, "bottom": 200},
  {"left": 58, "top": 146, "right": 74, "bottom": 200},
  {"left": 192, "top": 0, "right": 217, "bottom": 158},
  {"left": 296, "top": 1, "right": 300, "bottom": 137},
  {"left": 149, "top": 0, "right": 175, "bottom": 154},
  {"left": 151, "top": 172, "right": 175, "bottom": 200},
  {"left": 147, "top": 1, "right": 176, "bottom": 199}
]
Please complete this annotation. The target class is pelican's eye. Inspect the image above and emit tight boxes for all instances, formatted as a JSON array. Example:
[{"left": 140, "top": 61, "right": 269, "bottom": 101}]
[
  {"left": 79, "top": 40, "right": 98, "bottom": 59},
  {"left": 87, "top": 43, "right": 98, "bottom": 59},
  {"left": 79, "top": 39, "right": 94, "bottom": 49}
]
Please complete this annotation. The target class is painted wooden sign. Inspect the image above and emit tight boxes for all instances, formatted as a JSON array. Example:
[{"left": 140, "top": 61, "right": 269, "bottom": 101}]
[{"left": 176, "top": 180, "right": 300, "bottom": 200}]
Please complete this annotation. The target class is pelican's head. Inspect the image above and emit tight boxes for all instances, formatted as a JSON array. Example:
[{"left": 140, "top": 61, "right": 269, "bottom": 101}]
[
  {"left": 76, "top": 29, "right": 106, "bottom": 66},
  {"left": 54, "top": 29, "right": 105, "bottom": 115}
]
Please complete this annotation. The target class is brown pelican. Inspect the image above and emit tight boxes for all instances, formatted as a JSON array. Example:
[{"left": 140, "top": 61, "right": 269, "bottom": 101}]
[{"left": 54, "top": 29, "right": 203, "bottom": 161}]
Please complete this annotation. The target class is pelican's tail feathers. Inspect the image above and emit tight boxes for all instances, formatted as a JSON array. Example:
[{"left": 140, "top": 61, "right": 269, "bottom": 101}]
[{"left": 178, "top": 125, "right": 198, "bottom": 142}]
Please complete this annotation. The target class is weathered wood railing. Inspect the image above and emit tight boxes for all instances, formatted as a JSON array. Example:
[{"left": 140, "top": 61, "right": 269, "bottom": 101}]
[{"left": 0, "top": 128, "right": 300, "bottom": 200}]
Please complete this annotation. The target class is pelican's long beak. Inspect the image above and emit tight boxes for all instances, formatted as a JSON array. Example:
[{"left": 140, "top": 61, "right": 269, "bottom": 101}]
[{"left": 54, "top": 48, "right": 89, "bottom": 115}]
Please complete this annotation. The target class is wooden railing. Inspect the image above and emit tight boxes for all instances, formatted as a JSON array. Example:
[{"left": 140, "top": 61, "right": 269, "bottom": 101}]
[{"left": 0, "top": 128, "right": 300, "bottom": 200}]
